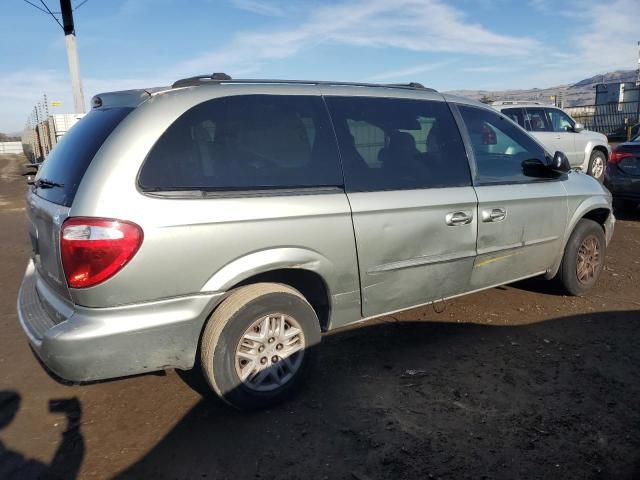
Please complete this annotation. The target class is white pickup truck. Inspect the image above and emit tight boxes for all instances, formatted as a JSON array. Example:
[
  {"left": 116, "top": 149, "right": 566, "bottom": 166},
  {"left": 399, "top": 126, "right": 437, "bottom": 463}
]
[{"left": 492, "top": 101, "right": 610, "bottom": 182}]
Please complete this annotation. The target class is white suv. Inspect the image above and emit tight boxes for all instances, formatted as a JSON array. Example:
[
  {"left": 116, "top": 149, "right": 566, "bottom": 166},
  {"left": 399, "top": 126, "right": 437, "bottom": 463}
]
[{"left": 492, "top": 102, "right": 610, "bottom": 182}]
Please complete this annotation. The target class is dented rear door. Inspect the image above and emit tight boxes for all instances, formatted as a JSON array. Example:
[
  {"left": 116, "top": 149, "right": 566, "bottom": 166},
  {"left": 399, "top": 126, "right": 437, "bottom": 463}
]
[{"left": 323, "top": 93, "right": 477, "bottom": 318}]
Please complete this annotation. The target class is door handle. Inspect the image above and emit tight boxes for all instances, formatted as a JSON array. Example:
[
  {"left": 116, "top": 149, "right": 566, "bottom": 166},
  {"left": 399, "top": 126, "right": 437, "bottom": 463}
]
[
  {"left": 481, "top": 207, "right": 507, "bottom": 223},
  {"left": 445, "top": 211, "right": 473, "bottom": 226}
]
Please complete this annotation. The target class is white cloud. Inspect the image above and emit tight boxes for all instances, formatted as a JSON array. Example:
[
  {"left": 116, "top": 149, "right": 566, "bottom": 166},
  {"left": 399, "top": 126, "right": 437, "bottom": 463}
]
[
  {"left": 0, "top": 71, "right": 173, "bottom": 132},
  {"left": 461, "top": 65, "right": 516, "bottom": 73},
  {"left": 176, "top": 0, "right": 538, "bottom": 76},
  {"left": 572, "top": 0, "right": 639, "bottom": 74},
  {"left": 515, "top": 0, "right": 640, "bottom": 88},
  {"left": 3, "top": 0, "right": 638, "bottom": 131},
  {"left": 230, "top": 0, "right": 286, "bottom": 17},
  {"left": 370, "top": 61, "right": 454, "bottom": 81}
]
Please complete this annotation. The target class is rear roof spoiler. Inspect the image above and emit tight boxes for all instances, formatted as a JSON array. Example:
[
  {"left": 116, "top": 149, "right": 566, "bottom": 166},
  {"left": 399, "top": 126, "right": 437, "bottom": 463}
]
[{"left": 91, "top": 87, "right": 169, "bottom": 109}]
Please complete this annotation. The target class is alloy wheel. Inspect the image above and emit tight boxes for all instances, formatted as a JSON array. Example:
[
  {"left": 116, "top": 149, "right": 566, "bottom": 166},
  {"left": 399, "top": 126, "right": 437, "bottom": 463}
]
[
  {"left": 591, "top": 156, "right": 604, "bottom": 179},
  {"left": 576, "top": 234, "right": 601, "bottom": 285},
  {"left": 235, "top": 313, "right": 305, "bottom": 392}
]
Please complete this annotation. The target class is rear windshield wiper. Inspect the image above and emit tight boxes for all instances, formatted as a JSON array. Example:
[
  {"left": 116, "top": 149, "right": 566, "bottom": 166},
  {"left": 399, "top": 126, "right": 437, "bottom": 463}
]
[{"left": 29, "top": 178, "right": 65, "bottom": 189}]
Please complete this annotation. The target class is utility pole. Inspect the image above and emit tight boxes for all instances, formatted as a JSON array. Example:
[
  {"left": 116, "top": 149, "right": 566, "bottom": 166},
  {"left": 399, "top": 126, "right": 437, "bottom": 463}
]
[{"left": 60, "top": 0, "right": 86, "bottom": 113}]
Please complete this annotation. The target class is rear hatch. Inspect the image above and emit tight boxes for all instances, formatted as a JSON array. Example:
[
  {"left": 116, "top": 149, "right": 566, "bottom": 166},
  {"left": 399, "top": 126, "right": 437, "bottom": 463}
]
[
  {"left": 612, "top": 142, "right": 640, "bottom": 177},
  {"left": 27, "top": 107, "right": 133, "bottom": 298}
]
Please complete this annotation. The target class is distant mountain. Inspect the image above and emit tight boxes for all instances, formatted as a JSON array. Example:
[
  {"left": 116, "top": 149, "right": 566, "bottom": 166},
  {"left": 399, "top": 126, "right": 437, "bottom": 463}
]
[
  {"left": 571, "top": 70, "right": 637, "bottom": 89},
  {"left": 0, "top": 132, "right": 21, "bottom": 142},
  {"left": 445, "top": 69, "right": 638, "bottom": 107}
]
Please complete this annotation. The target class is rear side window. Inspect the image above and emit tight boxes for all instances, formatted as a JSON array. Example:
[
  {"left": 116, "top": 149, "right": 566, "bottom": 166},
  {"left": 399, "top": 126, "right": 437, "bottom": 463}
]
[
  {"left": 501, "top": 108, "right": 529, "bottom": 130},
  {"left": 34, "top": 107, "right": 133, "bottom": 206},
  {"left": 324, "top": 97, "right": 471, "bottom": 192},
  {"left": 525, "top": 107, "right": 553, "bottom": 132},
  {"left": 459, "top": 105, "right": 547, "bottom": 185},
  {"left": 139, "top": 95, "right": 342, "bottom": 191}
]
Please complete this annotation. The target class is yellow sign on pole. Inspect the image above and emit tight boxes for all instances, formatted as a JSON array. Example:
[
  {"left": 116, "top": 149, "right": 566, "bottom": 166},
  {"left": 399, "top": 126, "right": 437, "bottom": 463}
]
[{"left": 51, "top": 101, "right": 62, "bottom": 107}]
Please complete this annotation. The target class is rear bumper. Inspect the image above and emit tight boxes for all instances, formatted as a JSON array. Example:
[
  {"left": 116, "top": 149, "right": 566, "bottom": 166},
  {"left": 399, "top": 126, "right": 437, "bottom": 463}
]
[
  {"left": 605, "top": 166, "right": 640, "bottom": 200},
  {"left": 17, "top": 260, "right": 224, "bottom": 382}
]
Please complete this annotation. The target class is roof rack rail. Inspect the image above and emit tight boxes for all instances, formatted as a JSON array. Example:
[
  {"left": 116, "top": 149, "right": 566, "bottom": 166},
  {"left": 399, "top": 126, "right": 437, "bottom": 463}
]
[
  {"left": 491, "top": 100, "right": 543, "bottom": 106},
  {"left": 385, "top": 82, "right": 426, "bottom": 89},
  {"left": 171, "top": 73, "right": 437, "bottom": 92}
]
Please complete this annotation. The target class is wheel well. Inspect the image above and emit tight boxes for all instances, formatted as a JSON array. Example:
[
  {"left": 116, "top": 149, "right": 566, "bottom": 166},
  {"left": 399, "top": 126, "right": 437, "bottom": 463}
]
[
  {"left": 591, "top": 145, "right": 608, "bottom": 160},
  {"left": 582, "top": 207, "right": 610, "bottom": 230},
  {"left": 234, "top": 269, "right": 331, "bottom": 331}
]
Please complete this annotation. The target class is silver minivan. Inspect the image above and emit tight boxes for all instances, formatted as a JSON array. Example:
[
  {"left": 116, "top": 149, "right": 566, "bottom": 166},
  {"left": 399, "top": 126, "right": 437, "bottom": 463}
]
[{"left": 18, "top": 75, "right": 614, "bottom": 409}]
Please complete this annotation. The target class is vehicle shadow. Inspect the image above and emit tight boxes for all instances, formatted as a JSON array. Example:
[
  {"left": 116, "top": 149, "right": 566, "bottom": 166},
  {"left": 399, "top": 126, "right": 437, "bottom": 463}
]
[
  {"left": 0, "top": 392, "right": 84, "bottom": 480},
  {"left": 508, "top": 276, "right": 567, "bottom": 296},
  {"left": 117, "top": 310, "right": 640, "bottom": 480}
]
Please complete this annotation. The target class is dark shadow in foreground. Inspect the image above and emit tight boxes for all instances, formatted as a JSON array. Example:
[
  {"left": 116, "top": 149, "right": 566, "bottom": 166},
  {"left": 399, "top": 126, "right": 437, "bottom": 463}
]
[
  {"left": 0, "top": 393, "right": 84, "bottom": 480},
  {"left": 116, "top": 309, "right": 639, "bottom": 479}
]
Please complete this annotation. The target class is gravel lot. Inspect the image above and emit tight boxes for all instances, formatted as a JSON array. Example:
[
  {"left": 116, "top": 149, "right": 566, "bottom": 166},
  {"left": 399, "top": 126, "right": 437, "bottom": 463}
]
[{"left": 1, "top": 153, "right": 639, "bottom": 479}]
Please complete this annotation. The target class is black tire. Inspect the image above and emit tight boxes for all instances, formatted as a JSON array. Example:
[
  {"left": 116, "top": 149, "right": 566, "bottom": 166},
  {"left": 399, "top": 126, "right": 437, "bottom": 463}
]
[
  {"left": 587, "top": 150, "right": 606, "bottom": 182},
  {"left": 557, "top": 219, "right": 606, "bottom": 296},
  {"left": 200, "top": 283, "right": 321, "bottom": 410}
]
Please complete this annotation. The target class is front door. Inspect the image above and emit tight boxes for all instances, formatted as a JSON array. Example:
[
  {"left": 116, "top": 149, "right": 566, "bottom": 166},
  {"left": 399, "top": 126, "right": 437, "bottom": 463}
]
[
  {"left": 545, "top": 107, "right": 582, "bottom": 167},
  {"left": 323, "top": 93, "right": 477, "bottom": 318},
  {"left": 525, "top": 107, "right": 575, "bottom": 161},
  {"left": 456, "top": 104, "right": 569, "bottom": 289}
]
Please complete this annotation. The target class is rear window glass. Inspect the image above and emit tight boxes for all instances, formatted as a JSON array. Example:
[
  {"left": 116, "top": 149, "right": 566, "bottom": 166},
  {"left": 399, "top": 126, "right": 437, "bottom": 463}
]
[
  {"left": 34, "top": 107, "right": 133, "bottom": 206},
  {"left": 501, "top": 108, "right": 528, "bottom": 130},
  {"left": 324, "top": 96, "right": 471, "bottom": 192},
  {"left": 525, "top": 107, "right": 553, "bottom": 132},
  {"left": 138, "top": 95, "right": 342, "bottom": 191}
]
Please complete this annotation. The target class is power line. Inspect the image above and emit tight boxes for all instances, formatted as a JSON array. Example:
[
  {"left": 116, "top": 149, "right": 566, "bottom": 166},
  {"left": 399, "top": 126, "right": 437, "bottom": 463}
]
[
  {"left": 73, "top": 0, "right": 90, "bottom": 11},
  {"left": 21, "top": 0, "right": 90, "bottom": 28},
  {"left": 39, "top": 0, "right": 64, "bottom": 30},
  {"left": 21, "top": 0, "right": 55, "bottom": 15}
]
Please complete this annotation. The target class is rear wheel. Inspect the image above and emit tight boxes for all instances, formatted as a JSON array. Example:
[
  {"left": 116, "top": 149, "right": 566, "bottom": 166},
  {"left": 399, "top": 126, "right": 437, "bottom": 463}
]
[
  {"left": 200, "top": 283, "right": 321, "bottom": 410},
  {"left": 557, "top": 219, "right": 606, "bottom": 295},
  {"left": 587, "top": 150, "right": 606, "bottom": 182}
]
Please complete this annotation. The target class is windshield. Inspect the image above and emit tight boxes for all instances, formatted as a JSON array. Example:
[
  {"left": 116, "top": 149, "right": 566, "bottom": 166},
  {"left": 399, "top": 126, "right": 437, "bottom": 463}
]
[{"left": 34, "top": 107, "right": 133, "bottom": 206}]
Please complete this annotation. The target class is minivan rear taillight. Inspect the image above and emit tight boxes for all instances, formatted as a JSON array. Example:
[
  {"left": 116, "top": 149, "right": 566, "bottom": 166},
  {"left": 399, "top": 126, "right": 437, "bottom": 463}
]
[
  {"left": 61, "top": 217, "right": 143, "bottom": 288},
  {"left": 609, "top": 150, "right": 634, "bottom": 164}
]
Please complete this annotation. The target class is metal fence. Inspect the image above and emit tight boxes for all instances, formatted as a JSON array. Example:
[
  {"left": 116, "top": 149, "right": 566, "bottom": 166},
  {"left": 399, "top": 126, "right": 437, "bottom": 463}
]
[{"left": 564, "top": 100, "right": 640, "bottom": 139}]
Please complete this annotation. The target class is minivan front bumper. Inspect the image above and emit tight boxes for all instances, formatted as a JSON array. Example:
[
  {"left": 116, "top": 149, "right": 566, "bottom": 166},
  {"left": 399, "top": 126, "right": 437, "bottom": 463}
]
[{"left": 17, "top": 260, "right": 224, "bottom": 382}]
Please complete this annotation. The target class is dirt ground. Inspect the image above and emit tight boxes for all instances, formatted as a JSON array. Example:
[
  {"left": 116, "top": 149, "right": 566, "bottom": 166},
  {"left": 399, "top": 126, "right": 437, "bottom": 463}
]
[{"left": 0, "top": 153, "right": 639, "bottom": 479}]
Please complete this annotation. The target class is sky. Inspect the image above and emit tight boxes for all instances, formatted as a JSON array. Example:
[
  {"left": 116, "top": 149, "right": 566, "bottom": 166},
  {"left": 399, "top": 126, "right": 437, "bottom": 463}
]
[{"left": 0, "top": 0, "right": 639, "bottom": 132}]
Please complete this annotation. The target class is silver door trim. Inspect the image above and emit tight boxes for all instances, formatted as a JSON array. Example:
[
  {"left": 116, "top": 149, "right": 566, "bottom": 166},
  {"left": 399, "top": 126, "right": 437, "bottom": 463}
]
[
  {"left": 367, "top": 250, "right": 477, "bottom": 274},
  {"left": 477, "top": 235, "right": 559, "bottom": 255}
]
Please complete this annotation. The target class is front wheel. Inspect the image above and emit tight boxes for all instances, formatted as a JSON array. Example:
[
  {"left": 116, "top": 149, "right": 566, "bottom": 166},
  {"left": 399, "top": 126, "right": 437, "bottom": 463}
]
[
  {"left": 587, "top": 150, "right": 606, "bottom": 182},
  {"left": 200, "top": 283, "right": 321, "bottom": 410},
  {"left": 557, "top": 219, "right": 606, "bottom": 296}
]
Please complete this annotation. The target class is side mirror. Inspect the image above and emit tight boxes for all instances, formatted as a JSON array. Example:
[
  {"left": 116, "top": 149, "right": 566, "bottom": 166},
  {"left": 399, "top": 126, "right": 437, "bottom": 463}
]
[
  {"left": 521, "top": 158, "right": 548, "bottom": 177},
  {"left": 521, "top": 151, "right": 570, "bottom": 177},
  {"left": 573, "top": 123, "right": 584, "bottom": 133},
  {"left": 548, "top": 151, "right": 571, "bottom": 172}
]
